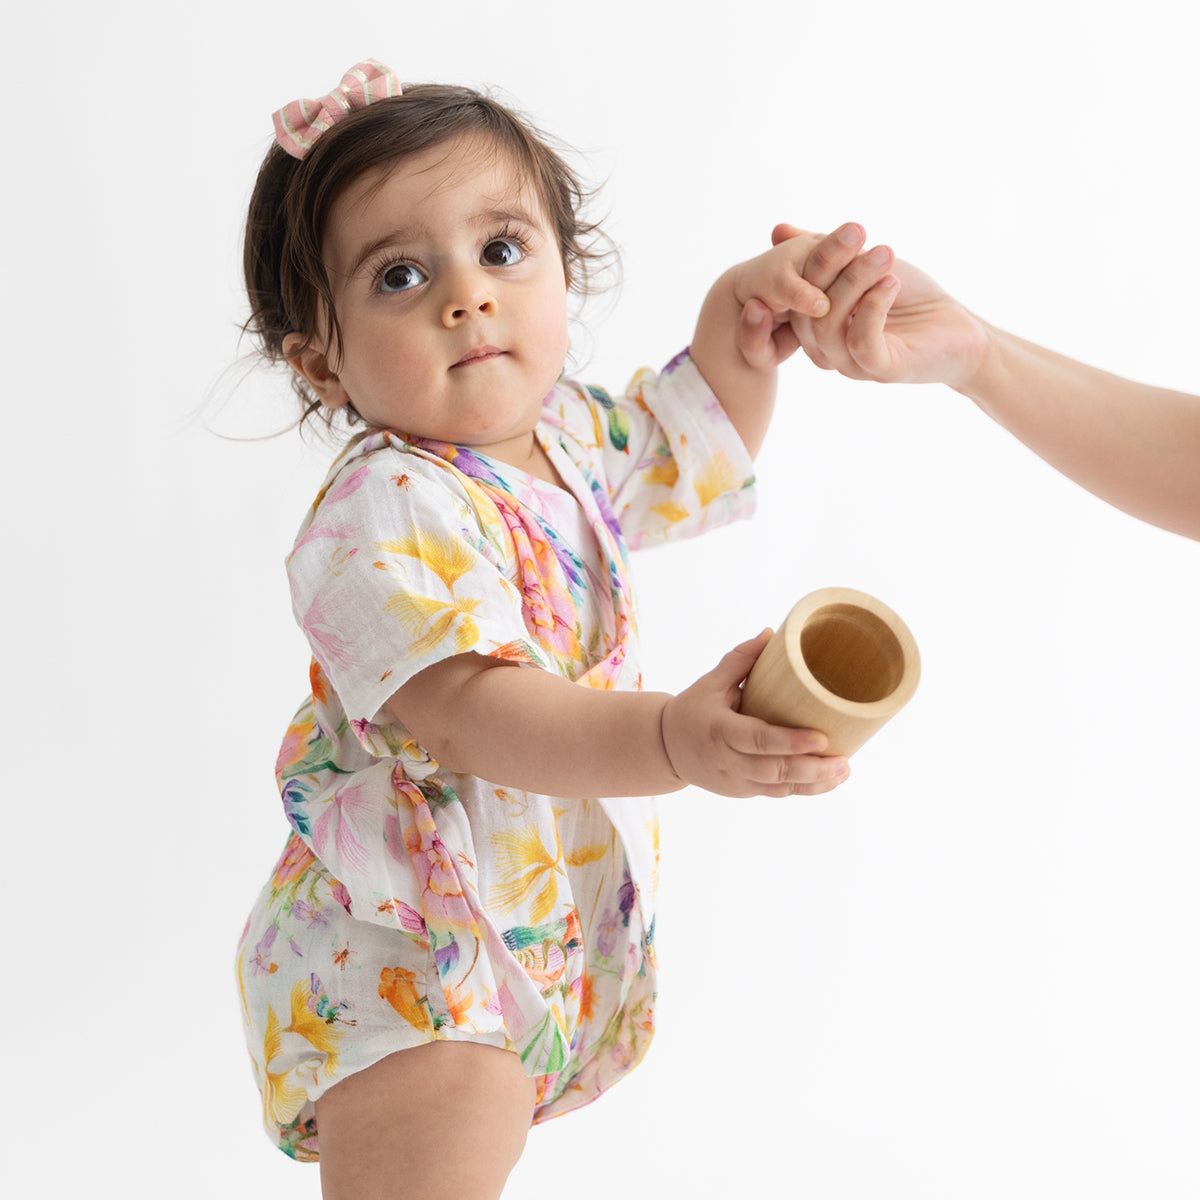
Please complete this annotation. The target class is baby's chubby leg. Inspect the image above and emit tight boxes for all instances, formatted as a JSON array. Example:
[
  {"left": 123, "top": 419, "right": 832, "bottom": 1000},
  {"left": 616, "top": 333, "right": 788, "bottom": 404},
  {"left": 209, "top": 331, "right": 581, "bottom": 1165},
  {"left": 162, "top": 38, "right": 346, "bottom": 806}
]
[{"left": 315, "top": 1041, "right": 538, "bottom": 1200}]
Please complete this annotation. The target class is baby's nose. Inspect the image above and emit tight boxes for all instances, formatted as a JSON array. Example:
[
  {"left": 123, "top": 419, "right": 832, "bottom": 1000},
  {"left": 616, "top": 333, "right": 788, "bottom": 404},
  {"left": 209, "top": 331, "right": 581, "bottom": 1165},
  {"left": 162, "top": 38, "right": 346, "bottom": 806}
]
[{"left": 442, "top": 272, "right": 497, "bottom": 326}]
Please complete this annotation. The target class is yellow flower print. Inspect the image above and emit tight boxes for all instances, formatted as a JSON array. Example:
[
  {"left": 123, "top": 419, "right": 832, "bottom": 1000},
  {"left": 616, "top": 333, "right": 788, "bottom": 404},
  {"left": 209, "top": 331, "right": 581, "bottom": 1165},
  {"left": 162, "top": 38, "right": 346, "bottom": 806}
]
[
  {"left": 643, "top": 455, "right": 680, "bottom": 490},
  {"left": 373, "top": 533, "right": 485, "bottom": 655},
  {"left": 488, "top": 824, "right": 563, "bottom": 925},
  {"left": 259, "top": 980, "right": 343, "bottom": 1128},
  {"left": 285, "top": 980, "right": 343, "bottom": 1077},
  {"left": 381, "top": 591, "right": 482, "bottom": 656},
  {"left": 693, "top": 451, "right": 741, "bottom": 508},
  {"left": 261, "top": 1007, "right": 308, "bottom": 1128},
  {"left": 646, "top": 813, "right": 661, "bottom": 899},
  {"left": 375, "top": 531, "right": 475, "bottom": 590},
  {"left": 650, "top": 500, "right": 690, "bottom": 525},
  {"left": 489, "top": 819, "right": 608, "bottom": 925}
]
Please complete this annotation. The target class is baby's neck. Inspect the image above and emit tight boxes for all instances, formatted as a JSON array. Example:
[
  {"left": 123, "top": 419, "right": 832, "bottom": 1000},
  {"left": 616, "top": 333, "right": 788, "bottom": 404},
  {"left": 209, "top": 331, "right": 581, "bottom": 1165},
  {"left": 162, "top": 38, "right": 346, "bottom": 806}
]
[{"left": 491, "top": 437, "right": 565, "bottom": 490}]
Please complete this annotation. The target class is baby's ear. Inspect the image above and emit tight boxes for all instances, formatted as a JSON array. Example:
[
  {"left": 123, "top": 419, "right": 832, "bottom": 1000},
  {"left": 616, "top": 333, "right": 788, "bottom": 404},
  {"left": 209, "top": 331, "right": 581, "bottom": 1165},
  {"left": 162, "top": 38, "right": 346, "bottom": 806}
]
[{"left": 282, "top": 333, "right": 351, "bottom": 410}]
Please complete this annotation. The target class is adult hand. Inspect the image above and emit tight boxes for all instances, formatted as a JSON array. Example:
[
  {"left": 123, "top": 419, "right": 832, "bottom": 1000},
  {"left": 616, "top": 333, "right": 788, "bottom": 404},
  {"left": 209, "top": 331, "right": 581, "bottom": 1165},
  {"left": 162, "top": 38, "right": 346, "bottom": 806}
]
[{"left": 779, "top": 222, "right": 992, "bottom": 392}]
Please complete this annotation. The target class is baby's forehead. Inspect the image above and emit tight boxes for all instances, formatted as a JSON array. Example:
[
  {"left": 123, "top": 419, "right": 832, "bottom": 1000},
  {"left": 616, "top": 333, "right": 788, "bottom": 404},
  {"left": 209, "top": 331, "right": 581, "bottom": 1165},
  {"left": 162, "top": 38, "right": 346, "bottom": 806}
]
[{"left": 343, "top": 134, "right": 545, "bottom": 225}]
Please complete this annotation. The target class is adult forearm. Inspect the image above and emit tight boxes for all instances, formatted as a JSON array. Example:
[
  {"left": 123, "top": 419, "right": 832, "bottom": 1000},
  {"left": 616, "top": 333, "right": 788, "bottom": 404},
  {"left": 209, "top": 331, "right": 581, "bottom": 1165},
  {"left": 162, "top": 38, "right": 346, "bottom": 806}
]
[{"left": 957, "top": 326, "right": 1200, "bottom": 540}]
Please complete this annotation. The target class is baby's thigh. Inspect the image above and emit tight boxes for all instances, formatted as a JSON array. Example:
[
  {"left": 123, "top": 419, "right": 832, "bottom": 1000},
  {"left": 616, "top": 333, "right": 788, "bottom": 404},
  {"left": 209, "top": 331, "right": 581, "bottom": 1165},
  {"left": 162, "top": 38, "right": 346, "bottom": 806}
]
[{"left": 315, "top": 1041, "right": 538, "bottom": 1200}]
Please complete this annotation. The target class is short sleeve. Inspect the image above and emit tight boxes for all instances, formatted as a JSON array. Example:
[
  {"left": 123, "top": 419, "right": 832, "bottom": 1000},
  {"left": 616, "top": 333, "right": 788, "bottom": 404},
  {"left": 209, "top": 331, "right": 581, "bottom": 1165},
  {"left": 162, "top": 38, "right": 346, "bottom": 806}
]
[
  {"left": 286, "top": 441, "right": 546, "bottom": 728},
  {"left": 553, "top": 350, "right": 757, "bottom": 549}
]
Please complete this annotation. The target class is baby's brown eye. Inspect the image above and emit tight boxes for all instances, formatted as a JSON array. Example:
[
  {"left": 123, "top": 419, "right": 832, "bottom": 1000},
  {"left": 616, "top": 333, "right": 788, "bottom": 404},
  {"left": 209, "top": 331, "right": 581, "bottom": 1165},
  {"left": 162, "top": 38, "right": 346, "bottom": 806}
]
[
  {"left": 380, "top": 262, "right": 426, "bottom": 292},
  {"left": 481, "top": 239, "right": 523, "bottom": 267}
]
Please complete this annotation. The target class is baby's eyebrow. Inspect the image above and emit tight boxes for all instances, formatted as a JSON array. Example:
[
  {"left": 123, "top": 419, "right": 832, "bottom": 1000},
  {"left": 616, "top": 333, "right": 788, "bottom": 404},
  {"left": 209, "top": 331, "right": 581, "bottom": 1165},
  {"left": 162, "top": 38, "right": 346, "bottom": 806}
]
[
  {"left": 347, "top": 226, "right": 428, "bottom": 277},
  {"left": 346, "top": 205, "right": 544, "bottom": 277},
  {"left": 475, "top": 204, "right": 541, "bottom": 230}
]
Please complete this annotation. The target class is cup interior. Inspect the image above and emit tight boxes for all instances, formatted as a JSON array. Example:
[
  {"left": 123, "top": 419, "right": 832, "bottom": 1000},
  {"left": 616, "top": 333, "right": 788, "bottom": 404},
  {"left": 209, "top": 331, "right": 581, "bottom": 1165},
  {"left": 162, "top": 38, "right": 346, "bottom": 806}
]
[{"left": 799, "top": 603, "right": 905, "bottom": 704}]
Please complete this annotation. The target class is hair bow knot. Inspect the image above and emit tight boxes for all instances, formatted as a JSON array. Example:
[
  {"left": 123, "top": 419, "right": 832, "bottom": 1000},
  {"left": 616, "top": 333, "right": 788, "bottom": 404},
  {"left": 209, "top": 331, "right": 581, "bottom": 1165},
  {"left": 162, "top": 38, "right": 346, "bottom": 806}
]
[{"left": 272, "top": 59, "right": 401, "bottom": 159}]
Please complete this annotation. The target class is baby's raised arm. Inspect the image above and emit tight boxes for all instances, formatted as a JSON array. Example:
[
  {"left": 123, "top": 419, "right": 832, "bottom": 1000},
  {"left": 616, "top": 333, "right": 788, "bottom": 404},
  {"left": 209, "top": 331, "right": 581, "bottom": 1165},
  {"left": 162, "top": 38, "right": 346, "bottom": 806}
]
[
  {"left": 385, "top": 633, "right": 849, "bottom": 800},
  {"left": 688, "top": 229, "right": 840, "bottom": 458}
]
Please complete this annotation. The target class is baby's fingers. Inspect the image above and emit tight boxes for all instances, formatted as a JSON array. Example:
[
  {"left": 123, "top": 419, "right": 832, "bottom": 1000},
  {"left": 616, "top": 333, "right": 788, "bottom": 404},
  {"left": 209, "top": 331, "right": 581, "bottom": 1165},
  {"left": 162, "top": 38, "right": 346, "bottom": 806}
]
[
  {"left": 799, "top": 222, "right": 867, "bottom": 290},
  {"left": 725, "top": 718, "right": 851, "bottom": 796},
  {"left": 736, "top": 299, "right": 780, "bottom": 370},
  {"left": 741, "top": 747, "right": 851, "bottom": 796}
]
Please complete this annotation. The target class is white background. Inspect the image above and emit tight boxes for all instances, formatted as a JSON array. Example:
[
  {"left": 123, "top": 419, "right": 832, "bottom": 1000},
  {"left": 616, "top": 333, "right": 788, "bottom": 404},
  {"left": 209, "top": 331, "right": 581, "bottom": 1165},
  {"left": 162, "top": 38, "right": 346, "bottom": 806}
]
[{"left": 7, "top": 1, "right": 1199, "bottom": 1196}]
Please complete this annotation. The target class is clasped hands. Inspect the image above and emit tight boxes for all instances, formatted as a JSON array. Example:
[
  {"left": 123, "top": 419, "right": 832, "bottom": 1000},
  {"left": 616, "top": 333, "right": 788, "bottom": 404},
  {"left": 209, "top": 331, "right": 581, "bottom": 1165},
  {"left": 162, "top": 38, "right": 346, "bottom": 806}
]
[{"left": 730, "top": 220, "right": 990, "bottom": 392}]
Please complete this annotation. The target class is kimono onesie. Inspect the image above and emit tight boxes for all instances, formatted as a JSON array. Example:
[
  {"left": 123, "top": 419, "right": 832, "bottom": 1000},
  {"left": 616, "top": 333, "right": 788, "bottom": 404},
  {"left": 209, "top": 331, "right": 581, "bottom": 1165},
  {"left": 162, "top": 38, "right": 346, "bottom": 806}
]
[{"left": 236, "top": 351, "right": 757, "bottom": 1160}]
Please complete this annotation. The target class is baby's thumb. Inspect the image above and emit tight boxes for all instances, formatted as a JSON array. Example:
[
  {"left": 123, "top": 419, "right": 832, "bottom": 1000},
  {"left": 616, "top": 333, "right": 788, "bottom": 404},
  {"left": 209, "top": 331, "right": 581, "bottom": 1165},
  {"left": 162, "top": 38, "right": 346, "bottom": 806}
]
[{"left": 711, "top": 629, "right": 774, "bottom": 690}]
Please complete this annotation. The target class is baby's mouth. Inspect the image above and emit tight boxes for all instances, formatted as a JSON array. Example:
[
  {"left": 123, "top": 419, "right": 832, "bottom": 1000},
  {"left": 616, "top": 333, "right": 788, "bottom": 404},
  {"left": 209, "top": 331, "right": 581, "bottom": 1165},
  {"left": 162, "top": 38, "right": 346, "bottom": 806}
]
[{"left": 453, "top": 346, "right": 505, "bottom": 368}]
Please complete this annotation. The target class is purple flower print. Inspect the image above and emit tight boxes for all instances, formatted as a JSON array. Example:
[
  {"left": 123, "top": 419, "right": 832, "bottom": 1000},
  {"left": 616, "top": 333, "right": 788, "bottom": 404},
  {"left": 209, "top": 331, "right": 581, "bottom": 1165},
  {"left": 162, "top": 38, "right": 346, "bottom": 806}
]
[
  {"left": 434, "top": 937, "right": 461, "bottom": 977},
  {"left": 251, "top": 925, "right": 278, "bottom": 976},
  {"left": 291, "top": 899, "right": 329, "bottom": 929},
  {"left": 596, "top": 909, "right": 620, "bottom": 958}
]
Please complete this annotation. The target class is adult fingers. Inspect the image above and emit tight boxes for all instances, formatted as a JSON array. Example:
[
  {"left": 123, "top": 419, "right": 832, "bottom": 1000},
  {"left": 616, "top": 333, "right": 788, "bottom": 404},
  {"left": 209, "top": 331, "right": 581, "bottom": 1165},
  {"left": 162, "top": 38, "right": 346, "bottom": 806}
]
[
  {"left": 843, "top": 275, "right": 903, "bottom": 376},
  {"left": 800, "top": 222, "right": 867, "bottom": 290},
  {"left": 819, "top": 243, "right": 895, "bottom": 327},
  {"left": 799, "top": 244, "right": 896, "bottom": 377}
]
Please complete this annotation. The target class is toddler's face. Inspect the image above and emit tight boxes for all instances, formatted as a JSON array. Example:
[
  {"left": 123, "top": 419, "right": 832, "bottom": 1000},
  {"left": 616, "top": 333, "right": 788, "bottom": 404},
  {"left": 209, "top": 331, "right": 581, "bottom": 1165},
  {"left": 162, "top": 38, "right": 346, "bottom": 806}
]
[{"left": 306, "top": 134, "right": 570, "bottom": 461}]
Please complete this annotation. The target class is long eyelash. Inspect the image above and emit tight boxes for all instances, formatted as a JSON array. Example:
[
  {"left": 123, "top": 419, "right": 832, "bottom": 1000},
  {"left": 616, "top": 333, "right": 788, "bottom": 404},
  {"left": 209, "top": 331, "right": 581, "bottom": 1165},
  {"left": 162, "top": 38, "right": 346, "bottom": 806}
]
[
  {"left": 364, "top": 252, "right": 421, "bottom": 294},
  {"left": 487, "top": 222, "right": 532, "bottom": 252}
]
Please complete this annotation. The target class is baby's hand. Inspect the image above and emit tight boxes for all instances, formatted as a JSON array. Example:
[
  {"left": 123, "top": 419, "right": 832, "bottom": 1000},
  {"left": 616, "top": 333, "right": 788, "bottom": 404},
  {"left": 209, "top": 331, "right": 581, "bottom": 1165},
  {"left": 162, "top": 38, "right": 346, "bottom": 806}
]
[
  {"left": 723, "top": 231, "right": 835, "bottom": 373},
  {"left": 781, "top": 221, "right": 991, "bottom": 390},
  {"left": 660, "top": 632, "right": 850, "bottom": 798}
]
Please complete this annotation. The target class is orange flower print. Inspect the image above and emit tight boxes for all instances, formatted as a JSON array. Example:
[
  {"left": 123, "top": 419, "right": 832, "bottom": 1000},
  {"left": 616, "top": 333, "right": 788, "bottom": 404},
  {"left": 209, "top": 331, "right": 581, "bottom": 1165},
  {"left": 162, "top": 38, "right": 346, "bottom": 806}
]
[
  {"left": 379, "top": 966, "right": 434, "bottom": 1033},
  {"left": 272, "top": 834, "right": 316, "bottom": 890},
  {"left": 308, "top": 658, "right": 329, "bottom": 705},
  {"left": 275, "top": 713, "right": 317, "bottom": 776}
]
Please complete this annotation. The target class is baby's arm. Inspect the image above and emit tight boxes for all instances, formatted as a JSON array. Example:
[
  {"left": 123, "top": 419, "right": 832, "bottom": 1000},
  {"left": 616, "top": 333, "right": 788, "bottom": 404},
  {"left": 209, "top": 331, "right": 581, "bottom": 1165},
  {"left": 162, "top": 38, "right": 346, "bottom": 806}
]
[
  {"left": 385, "top": 632, "right": 849, "bottom": 800},
  {"left": 688, "top": 228, "right": 839, "bottom": 458},
  {"left": 793, "top": 223, "right": 1200, "bottom": 541}
]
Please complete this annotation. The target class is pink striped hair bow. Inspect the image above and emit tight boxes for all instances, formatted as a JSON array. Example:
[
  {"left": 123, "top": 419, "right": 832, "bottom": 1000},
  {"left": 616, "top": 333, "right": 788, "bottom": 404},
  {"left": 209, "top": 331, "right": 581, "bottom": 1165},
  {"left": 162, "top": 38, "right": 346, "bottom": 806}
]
[{"left": 272, "top": 59, "right": 402, "bottom": 159}]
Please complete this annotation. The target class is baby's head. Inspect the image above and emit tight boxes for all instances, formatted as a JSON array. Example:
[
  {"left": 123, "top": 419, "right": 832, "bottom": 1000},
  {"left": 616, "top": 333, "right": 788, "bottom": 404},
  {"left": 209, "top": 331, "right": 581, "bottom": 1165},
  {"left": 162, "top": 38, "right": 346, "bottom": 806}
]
[{"left": 244, "top": 65, "right": 610, "bottom": 433}]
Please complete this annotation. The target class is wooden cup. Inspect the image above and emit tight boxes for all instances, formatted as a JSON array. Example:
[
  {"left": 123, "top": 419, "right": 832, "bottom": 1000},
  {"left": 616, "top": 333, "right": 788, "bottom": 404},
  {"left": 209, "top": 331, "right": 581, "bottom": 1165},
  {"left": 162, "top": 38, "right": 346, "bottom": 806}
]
[{"left": 739, "top": 587, "right": 921, "bottom": 757}]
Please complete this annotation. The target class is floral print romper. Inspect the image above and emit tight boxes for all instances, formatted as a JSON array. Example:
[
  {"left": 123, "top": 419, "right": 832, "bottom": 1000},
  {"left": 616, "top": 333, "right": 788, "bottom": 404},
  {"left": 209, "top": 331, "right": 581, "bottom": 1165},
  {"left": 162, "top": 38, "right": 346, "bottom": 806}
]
[{"left": 236, "top": 351, "right": 756, "bottom": 1160}]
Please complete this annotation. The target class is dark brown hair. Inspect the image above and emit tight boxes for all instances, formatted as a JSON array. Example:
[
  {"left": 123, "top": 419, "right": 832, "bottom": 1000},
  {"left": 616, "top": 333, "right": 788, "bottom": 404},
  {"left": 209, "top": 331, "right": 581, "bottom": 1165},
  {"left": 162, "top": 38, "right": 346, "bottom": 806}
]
[{"left": 243, "top": 83, "right": 614, "bottom": 431}]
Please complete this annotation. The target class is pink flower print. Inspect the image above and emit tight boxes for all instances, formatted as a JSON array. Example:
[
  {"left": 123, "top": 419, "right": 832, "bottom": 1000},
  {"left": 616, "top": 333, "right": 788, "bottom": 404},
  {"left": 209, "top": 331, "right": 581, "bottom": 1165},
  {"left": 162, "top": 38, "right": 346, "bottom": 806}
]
[
  {"left": 623, "top": 940, "right": 642, "bottom": 980},
  {"left": 394, "top": 900, "right": 427, "bottom": 937},
  {"left": 489, "top": 491, "right": 581, "bottom": 659},
  {"left": 384, "top": 811, "right": 406, "bottom": 864},
  {"left": 484, "top": 981, "right": 528, "bottom": 1024},
  {"left": 579, "top": 644, "right": 625, "bottom": 691},
  {"left": 312, "top": 779, "right": 376, "bottom": 881},
  {"left": 401, "top": 793, "right": 477, "bottom": 929},
  {"left": 294, "top": 466, "right": 370, "bottom": 551},
  {"left": 330, "top": 880, "right": 353, "bottom": 915},
  {"left": 300, "top": 590, "right": 362, "bottom": 673},
  {"left": 609, "top": 1039, "right": 634, "bottom": 1072},
  {"left": 350, "top": 718, "right": 371, "bottom": 741}
]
